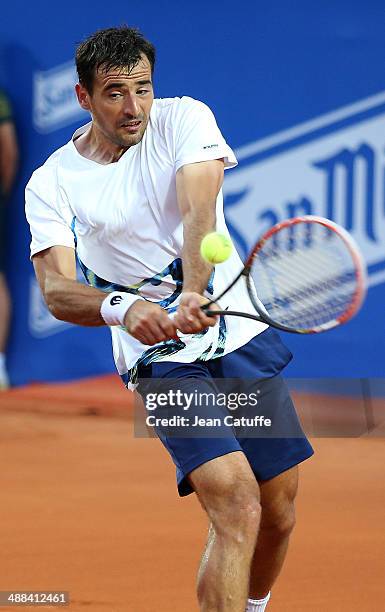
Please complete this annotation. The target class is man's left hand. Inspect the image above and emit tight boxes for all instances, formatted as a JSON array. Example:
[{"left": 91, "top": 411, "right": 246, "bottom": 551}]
[{"left": 173, "top": 292, "right": 218, "bottom": 334}]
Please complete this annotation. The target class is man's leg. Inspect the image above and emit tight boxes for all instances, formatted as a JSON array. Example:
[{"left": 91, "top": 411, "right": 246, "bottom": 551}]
[
  {"left": 249, "top": 466, "right": 298, "bottom": 600},
  {"left": 188, "top": 451, "right": 261, "bottom": 612}
]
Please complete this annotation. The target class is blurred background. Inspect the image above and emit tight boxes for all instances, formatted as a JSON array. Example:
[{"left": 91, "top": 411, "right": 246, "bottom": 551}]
[{"left": 0, "top": 0, "right": 384, "bottom": 387}]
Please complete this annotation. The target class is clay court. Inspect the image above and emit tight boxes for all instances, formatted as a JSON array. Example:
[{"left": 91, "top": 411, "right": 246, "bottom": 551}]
[{"left": 0, "top": 376, "right": 384, "bottom": 611}]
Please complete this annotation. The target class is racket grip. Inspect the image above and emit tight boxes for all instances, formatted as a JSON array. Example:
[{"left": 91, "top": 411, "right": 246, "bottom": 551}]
[
  {"left": 168, "top": 307, "right": 216, "bottom": 321},
  {"left": 201, "top": 301, "right": 221, "bottom": 317},
  {"left": 168, "top": 305, "right": 218, "bottom": 320}
]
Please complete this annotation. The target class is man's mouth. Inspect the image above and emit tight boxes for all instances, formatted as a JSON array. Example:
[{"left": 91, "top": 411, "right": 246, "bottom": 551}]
[{"left": 120, "top": 120, "right": 142, "bottom": 132}]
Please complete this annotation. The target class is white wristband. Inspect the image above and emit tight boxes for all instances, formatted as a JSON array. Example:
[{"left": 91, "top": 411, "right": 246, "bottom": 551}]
[{"left": 100, "top": 292, "right": 143, "bottom": 327}]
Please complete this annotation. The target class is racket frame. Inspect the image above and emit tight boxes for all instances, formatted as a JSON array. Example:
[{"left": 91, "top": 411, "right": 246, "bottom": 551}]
[{"left": 203, "top": 215, "right": 367, "bottom": 334}]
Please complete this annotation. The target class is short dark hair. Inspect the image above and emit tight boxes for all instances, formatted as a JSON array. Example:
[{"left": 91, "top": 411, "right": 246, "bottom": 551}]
[{"left": 76, "top": 26, "right": 156, "bottom": 93}]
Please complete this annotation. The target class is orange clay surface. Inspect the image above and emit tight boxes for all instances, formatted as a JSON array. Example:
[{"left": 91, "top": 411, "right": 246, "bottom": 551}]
[{"left": 0, "top": 375, "right": 384, "bottom": 611}]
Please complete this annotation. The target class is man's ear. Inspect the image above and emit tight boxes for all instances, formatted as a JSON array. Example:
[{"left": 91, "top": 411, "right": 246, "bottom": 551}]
[{"left": 75, "top": 83, "right": 92, "bottom": 111}]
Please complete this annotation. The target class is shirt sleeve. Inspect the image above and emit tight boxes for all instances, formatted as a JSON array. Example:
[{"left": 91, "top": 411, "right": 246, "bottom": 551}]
[
  {"left": 174, "top": 97, "right": 238, "bottom": 172},
  {"left": 0, "top": 90, "right": 12, "bottom": 124},
  {"left": 25, "top": 168, "right": 75, "bottom": 258}
]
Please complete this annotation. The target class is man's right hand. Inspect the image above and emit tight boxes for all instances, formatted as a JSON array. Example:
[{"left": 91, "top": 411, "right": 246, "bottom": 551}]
[{"left": 124, "top": 300, "right": 179, "bottom": 345}]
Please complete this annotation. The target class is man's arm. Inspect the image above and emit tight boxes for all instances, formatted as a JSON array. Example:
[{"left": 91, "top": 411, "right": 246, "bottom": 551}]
[
  {"left": 33, "top": 245, "right": 178, "bottom": 344},
  {"left": 33, "top": 246, "right": 110, "bottom": 325},
  {"left": 0, "top": 121, "right": 18, "bottom": 195},
  {"left": 174, "top": 158, "right": 224, "bottom": 333}
]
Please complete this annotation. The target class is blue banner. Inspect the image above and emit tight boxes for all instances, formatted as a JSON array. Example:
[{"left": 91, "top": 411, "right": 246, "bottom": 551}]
[{"left": 1, "top": 1, "right": 384, "bottom": 385}]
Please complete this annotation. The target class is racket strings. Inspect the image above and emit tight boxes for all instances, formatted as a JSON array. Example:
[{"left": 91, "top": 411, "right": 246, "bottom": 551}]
[{"left": 250, "top": 223, "right": 359, "bottom": 329}]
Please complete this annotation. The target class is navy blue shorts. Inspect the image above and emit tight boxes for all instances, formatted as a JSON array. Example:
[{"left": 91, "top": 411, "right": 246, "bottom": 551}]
[{"left": 137, "top": 331, "right": 314, "bottom": 496}]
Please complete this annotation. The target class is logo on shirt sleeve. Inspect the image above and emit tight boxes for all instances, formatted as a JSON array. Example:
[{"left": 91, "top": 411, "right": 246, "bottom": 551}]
[{"left": 203, "top": 144, "right": 219, "bottom": 149}]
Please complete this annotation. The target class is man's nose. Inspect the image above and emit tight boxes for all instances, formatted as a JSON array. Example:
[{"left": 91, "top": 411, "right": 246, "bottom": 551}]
[{"left": 123, "top": 94, "right": 140, "bottom": 117}]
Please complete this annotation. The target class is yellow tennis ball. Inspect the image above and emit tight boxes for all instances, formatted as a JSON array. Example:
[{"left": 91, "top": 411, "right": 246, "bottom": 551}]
[{"left": 200, "top": 232, "right": 233, "bottom": 264}]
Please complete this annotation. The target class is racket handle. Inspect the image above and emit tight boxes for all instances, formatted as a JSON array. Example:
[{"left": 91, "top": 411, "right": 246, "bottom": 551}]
[
  {"left": 168, "top": 305, "right": 219, "bottom": 320},
  {"left": 201, "top": 301, "right": 216, "bottom": 313},
  {"left": 204, "top": 308, "right": 255, "bottom": 319},
  {"left": 168, "top": 307, "right": 217, "bottom": 321}
]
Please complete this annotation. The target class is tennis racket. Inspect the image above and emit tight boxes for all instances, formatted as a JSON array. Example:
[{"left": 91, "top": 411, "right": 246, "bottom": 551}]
[{"left": 201, "top": 215, "right": 367, "bottom": 334}]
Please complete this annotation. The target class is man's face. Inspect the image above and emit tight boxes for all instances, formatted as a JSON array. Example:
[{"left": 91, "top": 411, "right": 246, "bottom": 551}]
[{"left": 77, "top": 54, "right": 154, "bottom": 148}]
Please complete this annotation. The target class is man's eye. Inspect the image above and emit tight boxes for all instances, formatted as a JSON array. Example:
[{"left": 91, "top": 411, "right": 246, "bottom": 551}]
[
  {"left": 137, "top": 89, "right": 149, "bottom": 95},
  {"left": 110, "top": 93, "right": 122, "bottom": 98}
]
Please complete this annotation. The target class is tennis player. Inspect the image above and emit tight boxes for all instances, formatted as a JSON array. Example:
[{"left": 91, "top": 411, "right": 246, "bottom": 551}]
[{"left": 25, "top": 26, "right": 313, "bottom": 612}]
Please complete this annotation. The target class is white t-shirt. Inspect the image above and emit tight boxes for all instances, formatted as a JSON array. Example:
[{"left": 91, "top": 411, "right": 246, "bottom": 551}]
[{"left": 26, "top": 96, "right": 268, "bottom": 385}]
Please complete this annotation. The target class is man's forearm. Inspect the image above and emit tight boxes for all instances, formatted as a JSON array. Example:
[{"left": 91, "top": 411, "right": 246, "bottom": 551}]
[
  {"left": 176, "top": 159, "right": 224, "bottom": 295},
  {"left": 181, "top": 207, "right": 215, "bottom": 294},
  {"left": 44, "top": 273, "right": 107, "bottom": 326}
]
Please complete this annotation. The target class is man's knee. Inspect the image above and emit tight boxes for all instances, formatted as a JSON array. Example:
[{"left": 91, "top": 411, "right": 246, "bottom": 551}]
[
  {"left": 259, "top": 467, "right": 299, "bottom": 539},
  {"left": 213, "top": 489, "right": 261, "bottom": 550},
  {"left": 189, "top": 452, "right": 262, "bottom": 542},
  {"left": 217, "top": 483, "right": 261, "bottom": 542},
  {"left": 261, "top": 500, "right": 296, "bottom": 539}
]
